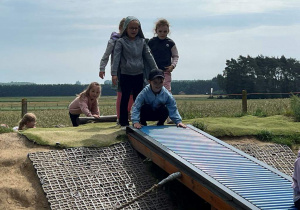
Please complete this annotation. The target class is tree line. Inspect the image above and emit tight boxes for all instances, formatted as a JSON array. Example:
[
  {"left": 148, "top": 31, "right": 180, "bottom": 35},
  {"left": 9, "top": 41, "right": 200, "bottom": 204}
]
[
  {"left": 0, "top": 80, "right": 221, "bottom": 97},
  {"left": 216, "top": 55, "right": 300, "bottom": 98},
  {"left": 1, "top": 55, "right": 299, "bottom": 98}
]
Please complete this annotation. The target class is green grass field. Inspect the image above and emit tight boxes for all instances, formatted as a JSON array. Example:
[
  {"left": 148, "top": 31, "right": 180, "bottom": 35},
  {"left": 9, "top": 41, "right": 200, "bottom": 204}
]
[
  {"left": 1, "top": 95, "right": 300, "bottom": 149},
  {"left": 0, "top": 95, "right": 291, "bottom": 128}
]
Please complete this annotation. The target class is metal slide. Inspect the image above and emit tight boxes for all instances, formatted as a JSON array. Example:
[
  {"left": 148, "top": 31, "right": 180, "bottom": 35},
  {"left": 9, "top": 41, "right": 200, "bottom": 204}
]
[{"left": 127, "top": 125, "right": 296, "bottom": 210}]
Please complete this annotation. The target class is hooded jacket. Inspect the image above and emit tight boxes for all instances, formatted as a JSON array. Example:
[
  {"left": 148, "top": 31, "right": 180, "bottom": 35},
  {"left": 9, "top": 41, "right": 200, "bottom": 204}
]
[
  {"left": 111, "top": 16, "right": 157, "bottom": 78},
  {"left": 131, "top": 84, "right": 182, "bottom": 125},
  {"left": 99, "top": 32, "right": 120, "bottom": 73}
]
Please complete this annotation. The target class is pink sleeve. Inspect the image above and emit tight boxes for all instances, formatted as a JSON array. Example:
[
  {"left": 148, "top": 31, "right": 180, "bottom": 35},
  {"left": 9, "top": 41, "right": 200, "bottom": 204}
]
[
  {"left": 171, "top": 45, "right": 179, "bottom": 68},
  {"left": 91, "top": 100, "right": 100, "bottom": 116},
  {"left": 78, "top": 96, "right": 93, "bottom": 117}
]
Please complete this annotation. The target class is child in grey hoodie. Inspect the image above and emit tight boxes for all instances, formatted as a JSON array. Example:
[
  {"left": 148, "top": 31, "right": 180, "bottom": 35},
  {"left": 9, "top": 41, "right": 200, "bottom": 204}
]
[
  {"left": 99, "top": 18, "right": 134, "bottom": 124},
  {"left": 112, "top": 16, "right": 157, "bottom": 127}
]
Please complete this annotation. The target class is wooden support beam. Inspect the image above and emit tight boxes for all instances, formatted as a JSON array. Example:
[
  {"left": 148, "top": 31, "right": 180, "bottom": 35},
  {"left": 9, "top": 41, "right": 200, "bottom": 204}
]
[
  {"left": 21, "top": 98, "right": 27, "bottom": 118},
  {"left": 76, "top": 115, "right": 117, "bottom": 125},
  {"left": 242, "top": 90, "right": 247, "bottom": 113}
]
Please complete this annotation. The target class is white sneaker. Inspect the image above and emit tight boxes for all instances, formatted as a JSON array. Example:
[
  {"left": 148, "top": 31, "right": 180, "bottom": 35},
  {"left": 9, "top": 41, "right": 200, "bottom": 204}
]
[{"left": 120, "top": 126, "right": 127, "bottom": 131}]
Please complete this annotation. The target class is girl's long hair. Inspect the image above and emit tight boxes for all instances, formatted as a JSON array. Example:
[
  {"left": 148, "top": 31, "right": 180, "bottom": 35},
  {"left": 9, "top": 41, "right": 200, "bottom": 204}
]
[
  {"left": 18, "top": 113, "right": 36, "bottom": 130},
  {"left": 119, "top": 18, "right": 125, "bottom": 32},
  {"left": 78, "top": 82, "right": 101, "bottom": 99}
]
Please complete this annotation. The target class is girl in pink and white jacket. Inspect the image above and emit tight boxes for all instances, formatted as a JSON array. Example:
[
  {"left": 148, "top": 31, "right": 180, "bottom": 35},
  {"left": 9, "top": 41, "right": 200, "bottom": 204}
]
[{"left": 68, "top": 82, "right": 101, "bottom": 127}]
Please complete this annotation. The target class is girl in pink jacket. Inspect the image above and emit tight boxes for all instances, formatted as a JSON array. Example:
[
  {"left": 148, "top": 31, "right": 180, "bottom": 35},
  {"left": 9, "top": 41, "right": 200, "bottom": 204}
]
[{"left": 68, "top": 82, "right": 101, "bottom": 126}]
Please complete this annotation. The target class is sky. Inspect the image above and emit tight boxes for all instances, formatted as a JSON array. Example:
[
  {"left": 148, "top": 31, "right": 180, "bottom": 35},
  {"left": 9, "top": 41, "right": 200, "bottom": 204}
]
[{"left": 1, "top": 0, "right": 300, "bottom": 85}]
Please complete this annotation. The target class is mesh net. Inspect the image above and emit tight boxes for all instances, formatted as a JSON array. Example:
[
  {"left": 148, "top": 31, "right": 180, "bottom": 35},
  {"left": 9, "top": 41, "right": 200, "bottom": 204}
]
[{"left": 28, "top": 142, "right": 172, "bottom": 210}]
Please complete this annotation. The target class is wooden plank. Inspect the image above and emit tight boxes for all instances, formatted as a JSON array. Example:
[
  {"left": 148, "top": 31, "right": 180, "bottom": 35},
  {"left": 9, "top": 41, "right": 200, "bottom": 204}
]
[{"left": 76, "top": 115, "right": 117, "bottom": 125}]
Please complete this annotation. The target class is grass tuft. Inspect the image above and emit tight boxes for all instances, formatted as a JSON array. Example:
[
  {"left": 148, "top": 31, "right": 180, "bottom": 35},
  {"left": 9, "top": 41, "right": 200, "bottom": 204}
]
[
  {"left": 256, "top": 130, "right": 273, "bottom": 142},
  {"left": 272, "top": 136, "right": 293, "bottom": 148},
  {"left": 192, "top": 121, "right": 207, "bottom": 131},
  {"left": 252, "top": 108, "right": 267, "bottom": 117},
  {"left": 0, "top": 126, "right": 13, "bottom": 134},
  {"left": 290, "top": 94, "right": 300, "bottom": 122}
]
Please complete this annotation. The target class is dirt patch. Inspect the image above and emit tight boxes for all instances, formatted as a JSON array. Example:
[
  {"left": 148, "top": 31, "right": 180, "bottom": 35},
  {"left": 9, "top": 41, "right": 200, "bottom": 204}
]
[{"left": 0, "top": 133, "right": 51, "bottom": 210}]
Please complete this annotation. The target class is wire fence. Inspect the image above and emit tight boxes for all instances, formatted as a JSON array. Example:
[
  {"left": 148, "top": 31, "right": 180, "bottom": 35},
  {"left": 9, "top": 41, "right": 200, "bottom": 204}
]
[
  {"left": 213, "top": 91, "right": 300, "bottom": 97},
  {"left": 0, "top": 92, "right": 298, "bottom": 112},
  {"left": 0, "top": 101, "right": 70, "bottom": 111}
]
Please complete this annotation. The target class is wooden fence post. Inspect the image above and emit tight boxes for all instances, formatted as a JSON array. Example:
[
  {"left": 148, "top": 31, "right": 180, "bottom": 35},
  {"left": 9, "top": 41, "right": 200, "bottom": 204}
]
[
  {"left": 242, "top": 90, "right": 247, "bottom": 113},
  {"left": 21, "top": 98, "right": 27, "bottom": 117}
]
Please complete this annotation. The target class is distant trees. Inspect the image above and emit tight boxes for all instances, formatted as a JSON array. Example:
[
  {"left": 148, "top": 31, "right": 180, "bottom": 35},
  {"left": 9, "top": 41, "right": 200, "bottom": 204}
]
[
  {"left": 0, "top": 84, "right": 86, "bottom": 97},
  {"left": 171, "top": 80, "right": 221, "bottom": 95},
  {"left": 0, "top": 80, "right": 222, "bottom": 97},
  {"left": 0, "top": 84, "right": 118, "bottom": 97},
  {"left": 4, "top": 55, "right": 299, "bottom": 98},
  {"left": 217, "top": 55, "right": 300, "bottom": 98}
]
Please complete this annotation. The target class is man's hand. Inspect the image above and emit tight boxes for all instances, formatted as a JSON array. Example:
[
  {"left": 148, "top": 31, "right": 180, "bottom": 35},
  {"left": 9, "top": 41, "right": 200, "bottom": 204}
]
[{"left": 133, "top": 123, "right": 143, "bottom": 129}]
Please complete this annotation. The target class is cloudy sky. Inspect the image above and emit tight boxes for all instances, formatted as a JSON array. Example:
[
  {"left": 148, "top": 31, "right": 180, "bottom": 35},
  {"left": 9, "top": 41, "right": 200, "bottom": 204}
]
[{"left": 1, "top": 0, "right": 300, "bottom": 84}]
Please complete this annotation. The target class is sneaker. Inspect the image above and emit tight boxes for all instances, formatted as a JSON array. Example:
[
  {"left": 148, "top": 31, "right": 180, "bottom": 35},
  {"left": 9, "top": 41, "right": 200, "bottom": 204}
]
[{"left": 120, "top": 126, "right": 127, "bottom": 131}]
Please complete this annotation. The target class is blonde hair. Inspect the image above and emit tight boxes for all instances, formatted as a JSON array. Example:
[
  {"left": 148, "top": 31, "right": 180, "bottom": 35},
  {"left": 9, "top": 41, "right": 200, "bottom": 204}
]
[
  {"left": 119, "top": 18, "right": 126, "bottom": 32},
  {"left": 154, "top": 18, "right": 170, "bottom": 36},
  {"left": 78, "top": 82, "right": 101, "bottom": 99},
  {"left": 18, "top": 113, "right": 36, "bottom": 130}
]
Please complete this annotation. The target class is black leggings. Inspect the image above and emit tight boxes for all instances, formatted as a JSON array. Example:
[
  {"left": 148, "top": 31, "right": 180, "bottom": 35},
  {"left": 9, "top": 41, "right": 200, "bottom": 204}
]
[
  {"left": 69, "top": 112, "right": 80, "bottom": 127},
  {"left": 119, "top": 73, "right": 144, "bottom": 126},
  {"left": 140, "top": 104, "right": 169, "bottom": 126},
  {"left": 295, "top": 199, "right": 300, "bottom": 209}
]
